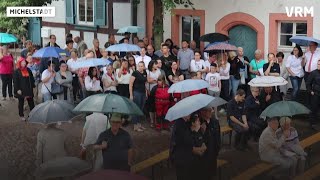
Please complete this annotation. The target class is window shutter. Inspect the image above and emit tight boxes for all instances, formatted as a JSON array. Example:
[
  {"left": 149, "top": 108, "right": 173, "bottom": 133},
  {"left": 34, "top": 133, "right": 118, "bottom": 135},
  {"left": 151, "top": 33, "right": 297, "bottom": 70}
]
[
  {"left": 94, "top": 0, "right": 106, "bottom": 26},
  {"left": 66, "top": 0, "right": 75, "bottom": 24}
]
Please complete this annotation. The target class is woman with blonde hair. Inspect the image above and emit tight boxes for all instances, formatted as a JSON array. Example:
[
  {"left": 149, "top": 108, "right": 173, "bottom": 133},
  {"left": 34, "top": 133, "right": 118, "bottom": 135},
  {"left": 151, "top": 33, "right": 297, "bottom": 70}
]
[{"left": 276, "top": 117, "right": 306, "bottom": 175}]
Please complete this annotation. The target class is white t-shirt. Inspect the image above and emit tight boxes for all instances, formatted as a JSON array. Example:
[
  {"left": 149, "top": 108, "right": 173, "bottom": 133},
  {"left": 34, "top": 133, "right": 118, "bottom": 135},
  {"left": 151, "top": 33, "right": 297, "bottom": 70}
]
[
  {"left": 115, "top": 68, "right": 132, "bottom": 84},
  {"left": 67, "top": 58, "right": 79, "bottom": 73},
  {"left": 84, "top": 76, "right": 102, "bottom": 91},
  {"left": 205, "top": 72, "right": 221, "bottom": 92},
  {"left": 146, "top": 69, "right": 161, "bottom": 91},
  {"left": 190, "top": 59, "right": 206, "bottom": 72},
  {"left": 41, "top": 69, "right": 55, "bottom": 94},
  {"left": 219, "top": 63, "right": 230, "bottom": 80},
  {"left": 285, "top": 55, "right": 304, "bottom": 78}
]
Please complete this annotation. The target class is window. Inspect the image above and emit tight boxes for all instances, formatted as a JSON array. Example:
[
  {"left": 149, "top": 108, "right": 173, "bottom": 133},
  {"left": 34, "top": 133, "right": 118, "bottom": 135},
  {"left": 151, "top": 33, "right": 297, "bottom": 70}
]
[
  {"left": 279, "top": 22, "right": 307, "bottom": 47},
  {"left": 78, "top": 0, "right": 94, "bottom": 24},
  {"left": 181, "top": 16, "right": 200, "bottom": 48}
]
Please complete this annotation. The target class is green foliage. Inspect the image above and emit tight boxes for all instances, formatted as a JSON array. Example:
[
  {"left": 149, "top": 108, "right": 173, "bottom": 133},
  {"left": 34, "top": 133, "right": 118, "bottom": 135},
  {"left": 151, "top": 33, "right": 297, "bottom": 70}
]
[
  {"left": 162, "top": 0, "right": 195, "bottom": 12},
  {"left": 0, "top": 0, "right": 52, "bottom": 36}
]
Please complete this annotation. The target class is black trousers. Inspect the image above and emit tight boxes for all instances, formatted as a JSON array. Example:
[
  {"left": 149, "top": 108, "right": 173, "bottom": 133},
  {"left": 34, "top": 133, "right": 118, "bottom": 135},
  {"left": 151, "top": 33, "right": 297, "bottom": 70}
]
[
  {"left": 176, "top": 164, "right": 193, "bottom": 180},
  {"left": 117, "top": 84, "right": 129, "bottom": 98},
  {"left": 220, "top": 79, "right": 230, "bottom": 101},
  {"left": 304, "top": 72, "right": 311, "bottom": 106},
  {"left": 1, "top": 74, "right": 13, "bottom": 98},
  {"left": 18, "top": 97, "right": 35, "bottom": 117},
  {"left": 72, "top": 76, "right": 80, "bottom": 101},
  {"left": 309, "top": 94, "right": 320, "bottom": 125}
]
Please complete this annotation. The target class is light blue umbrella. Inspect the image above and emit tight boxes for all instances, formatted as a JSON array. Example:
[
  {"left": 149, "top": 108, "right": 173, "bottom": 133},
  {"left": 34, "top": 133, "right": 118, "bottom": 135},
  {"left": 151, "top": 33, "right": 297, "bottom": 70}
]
[
  {"left": 73, "top": 58, "right": 111, "bottom": 69},
  {"left": 165, "top": 94, "right": 226, "bottom": 121},
  {"left": 0, "top": 33, "right": 18, "bottom": 43},
  {"left": 32, "top": 47, "right": 70, "bottom": 58},
  {"left": 106, "top": 43, "right": 141, "bottom": 52},
  {"left": 289, "top": 36, "right": 320, "bottom": 47},
  {"left": 117, "top": 26, "right": 144, "bottom": 34},
  {"left": 168, "top": 79, "right": 209, "bottom": 93}
]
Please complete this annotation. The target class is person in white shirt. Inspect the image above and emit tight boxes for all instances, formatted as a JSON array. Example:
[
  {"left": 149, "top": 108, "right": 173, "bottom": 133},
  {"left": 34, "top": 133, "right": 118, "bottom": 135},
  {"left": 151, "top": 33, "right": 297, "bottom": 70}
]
[
  {"left": 190, "top": 51, "right": 208, "bottom": 79},
  {"left": 286, "top": 45, "right": 304, "bottom": 101},
  {"left": 102, "top": 65, "right": 117, "bottom": 94},
  {"left": 135, "top": 47, "right": 151, "bottom": 69},
  {"left": 41, "top": 61, "right": 56, "bottom": 102},
  {"left": 84, "top": 67, "right": 102, "bottom": 96},
  {"left": 219, "top": 53, "right": 231, "bottom": 101},
  {"left": 302, "top": 41, "right": 320, "bottom": 105},
  {"left": 205, "top": 63, "right": 221, "bottom": 119}
]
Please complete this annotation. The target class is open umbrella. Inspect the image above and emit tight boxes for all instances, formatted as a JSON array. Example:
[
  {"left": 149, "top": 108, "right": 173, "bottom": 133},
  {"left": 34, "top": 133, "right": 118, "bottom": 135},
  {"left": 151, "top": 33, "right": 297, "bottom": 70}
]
[
  {"left": 204, "top": 42, "right": 238, "bottom": 52},
  {"left": 168, "top": 79, "right": 209, "bottom": 93},
  {"left": 117, "top": 26, "right": 144, "bottom": 34},
  {"left": 260, "top": 101, "right": 310, "bottom": 118},
  {"left": 28, "top": 100, "right": 77, "bottom": 125},
  {"left": 289, "top": 36, "right": 320, "bottom": 47},
  {"left": 73, "top": 93, "right": 144, "bottom": 116},
  {"left": 0, "top": 33, "right": 18, "bottom": 43},
  {"left": 106, "top": 43, "right": 141, "bottom": 52},
  {"left": 34, "top": 157, "right": 91, "bottom": 179},
  {"left": 73, "top": 58, "right": 111, "bottom": 69},
  {"left": 248, "top": 76, "right": 288, "bottom": 87},
  {"left": 199, "top": 33, "right": 229, "bottom": 43},
  {"left": 77, "top": 169, "right": 148, "bottom": 180},
  {"left": 32, "top": 47, "right": 70, "bottom": 58},
  {"left": 165, "top": 94, "right": 227, "bottom": 121}
]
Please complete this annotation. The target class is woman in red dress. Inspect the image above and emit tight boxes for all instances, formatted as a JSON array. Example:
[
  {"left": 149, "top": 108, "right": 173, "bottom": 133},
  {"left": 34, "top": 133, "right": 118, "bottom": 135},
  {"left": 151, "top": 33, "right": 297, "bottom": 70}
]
[{"left": 150, "top": 75, "right": 170, "bottom": 130}]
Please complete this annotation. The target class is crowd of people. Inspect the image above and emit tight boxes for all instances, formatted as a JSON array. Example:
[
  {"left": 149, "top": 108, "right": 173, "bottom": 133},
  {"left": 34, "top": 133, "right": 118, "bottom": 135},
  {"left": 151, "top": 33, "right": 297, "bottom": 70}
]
[{"left": 1, "top": 32, "right": 320, "bottom": 179}]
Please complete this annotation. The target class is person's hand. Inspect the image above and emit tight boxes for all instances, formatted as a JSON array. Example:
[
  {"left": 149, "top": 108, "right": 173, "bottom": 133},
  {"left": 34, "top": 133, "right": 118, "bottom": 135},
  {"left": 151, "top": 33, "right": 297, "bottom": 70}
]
[
  {"left": 51, "top": 72, "right": 56, "bottom": 77},
  {"left": 130, "top": 95, "right": 133, "bottom": 100},
  {"left": 17, "top": 90, "right": 22, "bottom": 95},
  {"left": 195, "top": 122, "right": 201, "bottom": 132},
  {"left": 101, "top": 141, "right": 108, "bottom": 149},
  {"left": 201, "top": 123, "right": 207, "bottom": 132},
  {"left": 266, "top": 94, "right": 271, "bottom": 102},
  {"left": 255, "top": 100, "right": 260, "bottom": 104},
  {"left": 311, "top": 91, "right": 315, "bottom": 96},
  {"left": 283, "top": 129, "right": 290, "bottom": 138},
  {"left": 242, "top": 123, "right": 249, "bottom": 130}
]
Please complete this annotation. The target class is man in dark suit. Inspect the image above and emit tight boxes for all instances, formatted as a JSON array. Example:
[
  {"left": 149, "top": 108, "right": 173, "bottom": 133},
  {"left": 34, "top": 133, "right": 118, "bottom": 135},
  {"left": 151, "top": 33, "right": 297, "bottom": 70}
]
[{"left": 40, "top": 34, "right": 61, "bottom": 73}]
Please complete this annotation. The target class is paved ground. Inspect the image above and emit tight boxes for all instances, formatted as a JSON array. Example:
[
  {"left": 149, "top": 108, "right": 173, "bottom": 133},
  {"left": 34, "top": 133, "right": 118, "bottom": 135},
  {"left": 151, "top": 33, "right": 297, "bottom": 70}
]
[{"left": 1, "top": 79, "right": 320, "bottom": 180}]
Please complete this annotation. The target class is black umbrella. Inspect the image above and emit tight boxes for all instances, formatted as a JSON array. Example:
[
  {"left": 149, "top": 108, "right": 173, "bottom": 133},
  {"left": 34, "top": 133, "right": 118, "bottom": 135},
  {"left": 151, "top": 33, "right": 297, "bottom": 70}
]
[{"left": 199, "top": 33, "right": 229, "bottom": 43}]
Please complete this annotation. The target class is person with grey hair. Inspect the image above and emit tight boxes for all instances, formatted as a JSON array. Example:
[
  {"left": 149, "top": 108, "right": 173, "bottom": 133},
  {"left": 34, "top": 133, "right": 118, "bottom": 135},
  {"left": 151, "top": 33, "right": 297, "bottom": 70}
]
[
  {"left": 276, "top": 117, "right": 306, "bottom": 175},
  {"left": 259, "top": 118, "right": 297, "bottom": 178},
  {"left": 249, "top": 49, "right": 266, "bottom": 79},
  {"left": 74, "top": 36, "right": 88, "bottom": 58}
]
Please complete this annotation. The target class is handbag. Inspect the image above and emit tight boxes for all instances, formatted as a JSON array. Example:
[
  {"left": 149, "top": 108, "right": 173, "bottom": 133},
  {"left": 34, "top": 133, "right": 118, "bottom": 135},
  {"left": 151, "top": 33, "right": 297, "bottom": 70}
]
[{"left": 51, "top": 80, "right": 64, "bottom": 94}]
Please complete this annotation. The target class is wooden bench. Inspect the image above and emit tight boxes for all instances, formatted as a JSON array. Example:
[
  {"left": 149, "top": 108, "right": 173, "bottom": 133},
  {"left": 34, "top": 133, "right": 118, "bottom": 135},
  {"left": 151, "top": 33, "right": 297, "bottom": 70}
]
[
  {"left": 294, "top": 163, "right": 320, "bottom": 180},
  {"left": 231, "top": 162, "right": 274, "bottom": 180},
  {"left": 220, "top": 126, "right": 233, "bottom": 145},
  {"left": 131, "top": 149, "right": 228, "bottom": 180},
  {"left": 232, "top": 132, "right": 320, "bottom": 180}
]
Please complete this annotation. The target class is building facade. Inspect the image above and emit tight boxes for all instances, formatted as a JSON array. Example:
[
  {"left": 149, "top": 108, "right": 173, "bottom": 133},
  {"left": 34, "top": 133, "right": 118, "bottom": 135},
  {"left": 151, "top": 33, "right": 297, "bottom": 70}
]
[
  {"left": 161, "top": 0, "right": 320, "bottom": 61},
  {"left": 29, "top": 0, "right": 147, "bottom": 49}
]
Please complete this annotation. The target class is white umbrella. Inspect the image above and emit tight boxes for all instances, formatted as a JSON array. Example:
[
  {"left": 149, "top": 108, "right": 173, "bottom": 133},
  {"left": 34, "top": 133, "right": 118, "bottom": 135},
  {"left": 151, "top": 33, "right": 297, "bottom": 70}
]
[
  {"left": 248, "top": 76, "right": 288, "bottom": 87},
  {"left": 165, "top": 94, "right": 227, "bottom": 121},
  {"left": 73, "top": 58, "right": 111, "bottom": 69},
  {"left": 83, "top": 112, "right": 110, "bottom": 146},
  {"left": 106, "top": 43, "right": 141, "bottom": 52},
  {"left": 168, "top": 79, "right": 209, "bottom": 93}
]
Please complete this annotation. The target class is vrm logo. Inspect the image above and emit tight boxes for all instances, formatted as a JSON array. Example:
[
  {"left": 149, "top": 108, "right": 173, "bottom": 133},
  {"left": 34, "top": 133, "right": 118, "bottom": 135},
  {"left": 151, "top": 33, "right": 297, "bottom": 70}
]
[{"left": 285, "top": 6, "right": 314, "bottom": 17}]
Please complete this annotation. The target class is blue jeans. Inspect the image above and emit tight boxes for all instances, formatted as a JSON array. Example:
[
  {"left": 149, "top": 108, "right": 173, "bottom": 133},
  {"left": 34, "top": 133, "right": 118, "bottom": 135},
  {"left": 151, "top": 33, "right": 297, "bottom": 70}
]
[
  {"left": 132, "top": 91, "right": 146, "bottom": 125},
  {"left": 289, "top": 76, "right": 302, "bottom": 101},
  {"left": 230, "top": 75, "right": 240, "bottom": 98}
]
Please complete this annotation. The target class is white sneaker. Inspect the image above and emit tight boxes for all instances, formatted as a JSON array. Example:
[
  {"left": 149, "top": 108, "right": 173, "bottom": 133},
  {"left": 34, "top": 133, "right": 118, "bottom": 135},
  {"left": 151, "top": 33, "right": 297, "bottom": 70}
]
[{"left": 1, "top": 97, "right": 6, "bottom": 101}]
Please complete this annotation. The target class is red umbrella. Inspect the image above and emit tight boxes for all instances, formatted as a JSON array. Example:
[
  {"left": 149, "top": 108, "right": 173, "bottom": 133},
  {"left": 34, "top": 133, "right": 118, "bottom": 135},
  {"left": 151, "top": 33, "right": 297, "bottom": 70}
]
[{"left": 77, "top": 170, "right": 149, "bottom": 180}]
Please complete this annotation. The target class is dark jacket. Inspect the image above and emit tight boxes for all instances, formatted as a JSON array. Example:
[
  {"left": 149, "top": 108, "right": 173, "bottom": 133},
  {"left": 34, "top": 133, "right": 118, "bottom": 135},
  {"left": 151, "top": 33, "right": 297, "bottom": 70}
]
[
  {"left": 244, "top": 95, "right": 261, "bottom": 121},
  {"left": 228, "top": 57, "right": 245, "bottom": 78},
  {"left": 306, "top": 69, "right": 320, "bottom": 95},
  {"left": 201, "top": 118, "right": 221, "bottom": 158},
  {"left": 236, "top": 55, "right": 250, "bottom": 79},
  {"left": 259, "top": 90, "right": 281, "bottom": 110},
  {"left": 171, "top": 118, "right": 193, "bottom": 165},
  {"left": 13, "top": 68, "right": 35, "bottom": 98}
]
